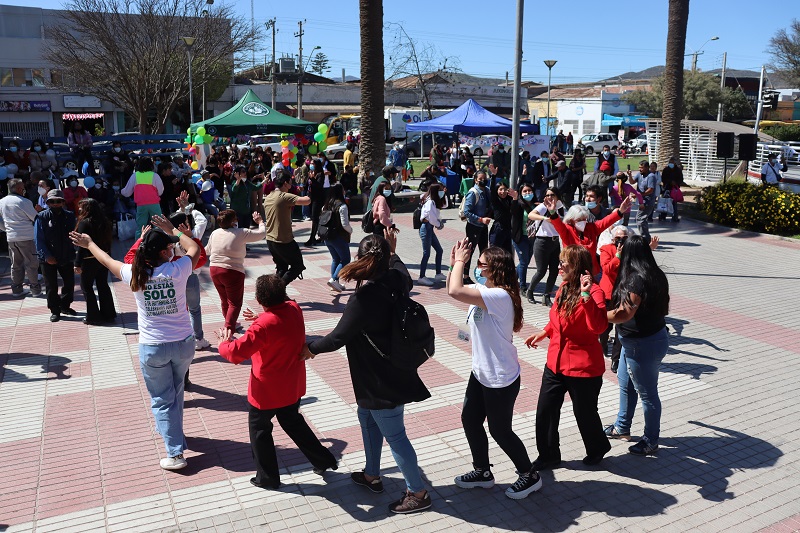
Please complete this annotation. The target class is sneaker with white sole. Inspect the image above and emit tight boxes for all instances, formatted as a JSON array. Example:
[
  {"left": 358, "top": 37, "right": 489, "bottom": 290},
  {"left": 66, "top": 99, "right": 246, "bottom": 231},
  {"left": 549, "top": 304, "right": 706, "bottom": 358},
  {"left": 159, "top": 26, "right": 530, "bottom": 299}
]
[
  {"left": 195, "top": 338, "right": 210, "bottom": 350},
  {"left": 434, "top": 273, "right": 447, "bottom": 282},
  {"left": 629, "top": 437, "right": 659, "bottom": 456},
  {"left": 160, "top": 455, "right": 187, "bottom": 470},
  {"left": 505, "top": 470, "right": 542, "bottom": 500},
  {"left": 327, "top": 279, "right": 345, "bottom": 292},
  {"left": 417, "top": 277, "right": 434, "bottom": 286},
  {"left": 454, "top": 468, "right": 495, "bottom": 489}
]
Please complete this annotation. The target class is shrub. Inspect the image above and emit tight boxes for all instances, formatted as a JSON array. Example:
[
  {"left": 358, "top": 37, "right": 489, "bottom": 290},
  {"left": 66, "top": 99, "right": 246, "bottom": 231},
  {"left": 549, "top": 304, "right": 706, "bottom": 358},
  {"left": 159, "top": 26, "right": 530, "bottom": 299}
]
[
  {"left": 700, "top": 181, "right": 800, "bottom": 235},
  {"left": 761, "top": 124, "right": 800, "bottom": 142}
]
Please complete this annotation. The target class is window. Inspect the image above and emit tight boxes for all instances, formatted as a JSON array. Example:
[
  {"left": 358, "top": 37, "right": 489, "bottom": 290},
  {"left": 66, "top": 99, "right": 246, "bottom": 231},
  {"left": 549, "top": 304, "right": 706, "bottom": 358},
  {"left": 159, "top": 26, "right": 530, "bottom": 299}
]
[
  {"left": 562, "top": 120, "right": 578, "bottom": 135},
  {"left": 582, "top": 121, "right": 596, "bottom": 134},
  {"left": 0, "top": 68, "right": 12, "bottom": 87},
  {"left": 12, "top": 68, "right": 29, "bottom": 86},
  {"left": 50, "top": 69, "right": 63, "bottom": 86},
  {"left": 31, "top": 69, "right": 45, "bottom": 86}
]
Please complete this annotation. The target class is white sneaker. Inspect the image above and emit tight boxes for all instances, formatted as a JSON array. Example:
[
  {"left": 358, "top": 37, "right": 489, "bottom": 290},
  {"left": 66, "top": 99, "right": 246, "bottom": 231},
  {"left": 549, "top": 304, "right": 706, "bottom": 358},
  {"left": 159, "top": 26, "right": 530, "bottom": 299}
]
[
  {"left": 434, "top": 273, "right": 447, "bottom": 282},
  {"left": 417, "top": 277, "right": 434, "bottom": 286},
  {"left": 327, "top": 279, "right": 345, "bottom": 292},
  {"left": 160, "top": 455, "right": 187, "bottom": 470},
  {"left": 195, "top": 338, "right": 210, "bottom": 350}
]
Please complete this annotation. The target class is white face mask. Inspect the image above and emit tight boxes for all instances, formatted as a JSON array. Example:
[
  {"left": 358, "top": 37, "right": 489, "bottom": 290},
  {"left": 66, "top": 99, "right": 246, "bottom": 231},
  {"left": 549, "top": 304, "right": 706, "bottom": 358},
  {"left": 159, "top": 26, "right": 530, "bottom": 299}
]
[
  {"left": 38, "top": 187, "right": 47, "bottom": 196},
  {"left": 575, "top": 220, "right": 587, "bottom": 232},
  {"left": 166, "top": 247, "right": 175, "bottom": 261},
  {"left": 94, "top": 183, "right": 102, "bottom": 189}
]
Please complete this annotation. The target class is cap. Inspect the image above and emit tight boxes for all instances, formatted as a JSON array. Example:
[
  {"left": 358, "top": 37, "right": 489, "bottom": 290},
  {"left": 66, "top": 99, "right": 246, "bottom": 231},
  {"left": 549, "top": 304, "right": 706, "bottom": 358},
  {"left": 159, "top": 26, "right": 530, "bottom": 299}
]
[
  {"left": 141, "top": 228, "right": 179, "bottom": 254},
  {"left": 200, "top": 180, "right": 214, "bottom": 192},
  {"left": 556, "top": 160, "right": 566, "bottom": 167},
  {"left": 46, "top": 189, "right": 65, "bottom": 202}
]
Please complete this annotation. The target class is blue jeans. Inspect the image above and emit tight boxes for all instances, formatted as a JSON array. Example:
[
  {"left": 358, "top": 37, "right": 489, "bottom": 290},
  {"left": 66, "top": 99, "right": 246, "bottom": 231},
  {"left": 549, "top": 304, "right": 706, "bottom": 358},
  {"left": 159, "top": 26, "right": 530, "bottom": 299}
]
[
  {"left": 325, "top": 236, "right": 351, "bottom": 281},
  {"left": 419, "top": 222, "right": 442, "bottom": 278},
  {"left": 357, "top": 405, "right": 425, "bottom": 493},
  {"left": 614, "top": 328, "right": 669, "bottom": 444},
  {"left": 185, "top": 273, "right": 203, "bottom": 340},
  {"left": 139, "top": 335, "right": 195, "bottom": 456},
  {"left": 511, "top": 237, "right": 532, "bottom": 289}
]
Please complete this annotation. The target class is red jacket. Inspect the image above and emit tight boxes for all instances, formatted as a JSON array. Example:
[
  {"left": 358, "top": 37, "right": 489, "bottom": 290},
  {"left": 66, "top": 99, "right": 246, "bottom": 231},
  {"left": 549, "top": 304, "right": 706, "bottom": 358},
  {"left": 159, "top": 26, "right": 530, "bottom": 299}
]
[
  {"left": 124, "top": 236, "right": 207, "bottom": 269},
  {"left": 218, "top": 300, "right": 307, "bottom": 410},
  {"left": 551, "top": 209, "right": 622, "bottom": 275},
  {"left": 543, "top": 284, "right": 608, "bottom": 377},
  {"left": 599, "top": 243, "right": 620, "bottom": 301}
]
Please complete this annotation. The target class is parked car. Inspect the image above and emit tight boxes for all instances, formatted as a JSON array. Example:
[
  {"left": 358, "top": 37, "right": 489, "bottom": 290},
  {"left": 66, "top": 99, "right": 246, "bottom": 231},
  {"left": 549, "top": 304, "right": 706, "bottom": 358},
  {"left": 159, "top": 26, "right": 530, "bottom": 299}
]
[
  {"left": 460, "top": 135, "right": 512, "bottom": 157},
  {"left": 399, "top": 132, "right": 459, "bottom": 158},
  {"left": 579, "top": 132, "right": 618, "bottom": 155},
  {"left": 324, "top": 142, "right": 393, "bottom": 160},
  {"left": 630, "top": 133, "right": 648, "bottom": 151},
  {"left": 236, "top": 135, "right": 283, "bottom": 153}
]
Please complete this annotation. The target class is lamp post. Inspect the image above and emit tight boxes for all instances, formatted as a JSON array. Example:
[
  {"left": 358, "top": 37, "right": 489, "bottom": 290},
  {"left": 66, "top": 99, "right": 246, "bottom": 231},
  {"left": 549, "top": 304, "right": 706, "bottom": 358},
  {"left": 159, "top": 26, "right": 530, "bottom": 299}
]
[
  {"left": 544, "top": 60, "right": 557, "bottom": 137},
  {"left": 509, "top": 0, "right": 524, "bottom": 190},
  {"left": 181, "top": 36, "right": 196, "bottom": 125},
  {"left": 689, "top": 36, "right": 719, "bottom": 72}
]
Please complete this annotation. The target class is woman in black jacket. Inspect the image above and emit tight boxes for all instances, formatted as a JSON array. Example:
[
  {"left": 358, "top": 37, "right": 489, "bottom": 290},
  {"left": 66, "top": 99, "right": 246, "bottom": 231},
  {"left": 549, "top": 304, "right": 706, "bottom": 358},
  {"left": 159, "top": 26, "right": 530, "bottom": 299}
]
[
  {"left": 302, "top": 232, "right": 432, "bottom": 515},
  {"left": 510, "top": 182, "right": 537, "bottom": 294},
  {"left": 74, "top": 198, "right": 116, "bottom": 325},
  {"left": 489, "top": 182, "right": 515, "bottom": 254}
]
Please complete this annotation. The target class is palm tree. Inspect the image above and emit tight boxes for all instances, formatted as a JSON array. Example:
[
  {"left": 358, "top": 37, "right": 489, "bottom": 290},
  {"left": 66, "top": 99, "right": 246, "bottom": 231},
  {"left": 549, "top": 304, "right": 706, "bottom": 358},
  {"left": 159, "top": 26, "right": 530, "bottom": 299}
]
[
  {"left": 359, "top": 0, "right": 386, "bottom": 186},
  {"left": 661, "top": 0, "right": 690, "bottom": 167}
]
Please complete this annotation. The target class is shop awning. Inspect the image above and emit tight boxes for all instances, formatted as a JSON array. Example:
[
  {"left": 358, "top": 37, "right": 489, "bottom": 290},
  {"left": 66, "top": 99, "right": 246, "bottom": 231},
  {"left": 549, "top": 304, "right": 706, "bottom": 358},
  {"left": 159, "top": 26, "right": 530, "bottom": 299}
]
[{"left": 602, "top": 114, "right": 648, "bottom": 127}]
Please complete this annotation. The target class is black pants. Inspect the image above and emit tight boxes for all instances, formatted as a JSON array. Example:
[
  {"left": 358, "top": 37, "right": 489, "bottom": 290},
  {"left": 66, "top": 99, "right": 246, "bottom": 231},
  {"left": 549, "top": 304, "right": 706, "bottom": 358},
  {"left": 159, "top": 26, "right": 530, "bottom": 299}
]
[
  {"left": 43, "top": 261, "right": 75, "bottom": 315},
  {"left": 80, "top": 259, "right": 116, "bottom": 320},
  {"left": 235, "top": 210, "right": 252, "bottom": 230},
  {"left": 600, "top": 305, "right": 622, "bottom": 364},
  {"left": 535, "top": 366, "right": 611, "bottom": 460},
  {"left": 248, "top": 400, "right": 336, "bottom": 487},
  {"left": 529, "top": 236, "right": 560, "bottom": 296},
  {"left": 489, "top": 222, "right": 513, "bottom": 255},
  {"left": 462, "top": 374, "right": 532, "bottom": 473},
  {"left": 308, "top": 200, "right": 323, "bottom": 241},
  {"left": 464, "top": 223, "right": 489, "bottom": 280},
  {"left": 267, "top": 240, "right": 305, "bottom": 285}
]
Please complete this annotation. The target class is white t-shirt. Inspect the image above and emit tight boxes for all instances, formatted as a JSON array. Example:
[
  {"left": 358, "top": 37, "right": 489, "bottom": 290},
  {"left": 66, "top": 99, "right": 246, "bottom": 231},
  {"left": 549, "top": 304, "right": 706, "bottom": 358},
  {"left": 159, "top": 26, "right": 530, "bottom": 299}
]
[
  {"left": 120, "top": 256, "right": 193, "bottom": 344},
  {"left": 467, "top": 285, "right": 521, "bottom": 388},
  {"left": 532, "top": 200, "right": 565, "bottom": 238}
]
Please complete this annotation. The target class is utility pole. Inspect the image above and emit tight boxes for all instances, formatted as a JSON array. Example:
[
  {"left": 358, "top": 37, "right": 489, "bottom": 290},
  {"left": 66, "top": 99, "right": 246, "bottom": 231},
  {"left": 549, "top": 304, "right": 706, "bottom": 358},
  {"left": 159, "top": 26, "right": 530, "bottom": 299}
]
[
  {"left": 265, "top": 18, "right": 277, "bottom": 109},
  {"left": 753, "top": 65, "right": 766, "bottom": 134},
  {"left": 509, "top": 0, "right": 524, "bottom": 190},
  {"left": 691, "top": 51, "right": 701, "bottom": 73},
  {"left": 295, "top": 20, "right": 305, "bottom": 119},
  {"left": 717, "top": 52, "right": 727, "bottom": 122}
]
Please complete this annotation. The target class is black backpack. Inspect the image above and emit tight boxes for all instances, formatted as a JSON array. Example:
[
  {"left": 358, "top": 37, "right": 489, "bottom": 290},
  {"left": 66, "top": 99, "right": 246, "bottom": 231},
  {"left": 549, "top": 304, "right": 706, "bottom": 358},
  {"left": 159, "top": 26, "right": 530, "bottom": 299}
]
[
  {"left": 363, "top": 284, "right": 435, "bottom": 370},
  {"left": 412, "top": 205, "right": 423, "bottom": 230},
  {"left": 361, "top": 209, "right": 375, "bottom": 233},
  {"left": 318, "top": 201, "right": 342, "bottom": 240}
]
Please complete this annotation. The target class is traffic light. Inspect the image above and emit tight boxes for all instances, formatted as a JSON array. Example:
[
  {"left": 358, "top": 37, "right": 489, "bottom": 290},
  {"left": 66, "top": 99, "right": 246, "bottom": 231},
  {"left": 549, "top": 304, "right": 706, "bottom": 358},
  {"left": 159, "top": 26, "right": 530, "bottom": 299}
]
[{"left": 764, "top": 92, "right": 779, "bottom": 110}]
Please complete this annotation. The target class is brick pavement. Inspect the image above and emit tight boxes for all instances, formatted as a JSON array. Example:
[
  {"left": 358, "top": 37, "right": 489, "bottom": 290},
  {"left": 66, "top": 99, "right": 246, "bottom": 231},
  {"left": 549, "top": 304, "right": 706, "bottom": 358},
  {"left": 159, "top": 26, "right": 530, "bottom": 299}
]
[{"left": 1, "top": 206, "right": 799, "bottom": 532}]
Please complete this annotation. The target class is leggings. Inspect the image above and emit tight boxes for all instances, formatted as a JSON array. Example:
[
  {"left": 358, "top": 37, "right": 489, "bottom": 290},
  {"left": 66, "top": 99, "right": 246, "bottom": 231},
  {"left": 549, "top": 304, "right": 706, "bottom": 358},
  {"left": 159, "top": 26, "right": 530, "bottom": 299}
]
[
  {"left": 210, "top": 266, "right": 246, "bottom": 330},
  {"left": 529, "top": 236, "right": 561, "bottom": 296}
]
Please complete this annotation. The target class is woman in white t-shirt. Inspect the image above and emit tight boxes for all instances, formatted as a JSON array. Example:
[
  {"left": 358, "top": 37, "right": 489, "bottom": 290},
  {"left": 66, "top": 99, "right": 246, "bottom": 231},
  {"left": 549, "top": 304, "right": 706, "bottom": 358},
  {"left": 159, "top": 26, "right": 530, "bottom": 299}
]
[
  {"left": 447, "top": 242, "right": 542, "bottom": 500},
  {"left": 417, "top": 182, "right": 446, "bottom": 286},
  {"left": 70, "top": 215, "right": 202, "bottom": 471},
  {"left": 526, "top": 187, "right": 566, "bottom": 307}
]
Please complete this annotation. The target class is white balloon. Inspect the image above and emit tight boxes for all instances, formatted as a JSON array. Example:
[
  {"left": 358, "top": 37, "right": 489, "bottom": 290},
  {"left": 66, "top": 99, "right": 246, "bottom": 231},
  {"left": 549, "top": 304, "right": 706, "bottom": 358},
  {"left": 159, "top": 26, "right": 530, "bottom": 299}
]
[{"left": 6, "top": 164, "right": 18, "bottom": 176}]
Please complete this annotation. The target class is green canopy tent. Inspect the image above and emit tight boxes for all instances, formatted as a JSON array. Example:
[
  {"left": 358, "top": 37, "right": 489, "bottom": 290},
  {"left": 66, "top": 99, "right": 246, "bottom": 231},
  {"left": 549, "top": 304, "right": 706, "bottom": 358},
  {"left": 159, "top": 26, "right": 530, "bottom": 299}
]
[{"left": 190, "top": 89, "right": 317, "bottom": 136}]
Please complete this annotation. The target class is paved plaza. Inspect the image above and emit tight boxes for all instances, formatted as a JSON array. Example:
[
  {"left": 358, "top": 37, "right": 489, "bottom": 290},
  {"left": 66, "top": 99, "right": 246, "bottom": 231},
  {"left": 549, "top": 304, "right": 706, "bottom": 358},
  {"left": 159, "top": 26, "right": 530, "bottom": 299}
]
[{"left": 1, "top": 206, "right": 799, "bottom": 533}]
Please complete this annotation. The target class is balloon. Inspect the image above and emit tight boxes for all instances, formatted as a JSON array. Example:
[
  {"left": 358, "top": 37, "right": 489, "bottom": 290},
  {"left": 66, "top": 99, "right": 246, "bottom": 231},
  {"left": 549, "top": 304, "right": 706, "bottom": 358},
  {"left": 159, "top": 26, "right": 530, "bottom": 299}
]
[
  {"left": 196, "top": 126, "right": 206, "bottom": 136},
  {"left": 204, "top": 134, "right": 212, "bottom": 144},
  {"left": 291, "top": 139, "right": 298, "bottom": 146},
  {"left": 45, "top": 149, "right": 57, "bottom": 163},
  {"left": 317, "top": 124, "right": 327, "bottom": 133},
  {"left": 187, "top": 127, "right": 192, "bottom": 135},
  {"left": 318, "top": 141, "right": 327, "bottom": 151},
  {"left": 290, "top": 145, "right": 298, "bottom": 153},
  {"left": 185, "top": 136, "right": 192, "bottom": 143},
  {"left": 188, "top": 148, "right": 197, "bottom": 155},
  {"left": 82, "top": 176, "right": 95, "bottom": 188},
  {"left": 191, "top": 173, "right": 202, "bottom": 183},
  {"left": 308, "top": 144, "right": 318, "bottom": 155},
  {"left": 194, "top": 135, "right": 204, "bottom": 144},
  {"left": 280, "top": 140, "right": 289, "bottom": 148},
  {"left": 281, "top": 147, "right": 289, "bottom": 155},
  {"left": 0, "top": 167, "right": 7, "bottom": 180},
  {"left": 282, "top": 159, "right": 290, "bottom": 167},
  {"left": 191, "top": 161, "right": 199, "bottom": 170},
  {"left": 6, "top": 164, "right": 18, "bottom": 176},
  {"left": 313, "top": 132, "right": 324, "bottom": 143}
]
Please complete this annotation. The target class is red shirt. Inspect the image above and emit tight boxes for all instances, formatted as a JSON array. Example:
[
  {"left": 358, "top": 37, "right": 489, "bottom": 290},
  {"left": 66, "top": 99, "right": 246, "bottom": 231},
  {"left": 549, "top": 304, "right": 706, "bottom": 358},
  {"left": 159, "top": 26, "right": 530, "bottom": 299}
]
[
  {"left": 543, "top": 284, "right": 608, "bottom": 378},
  {"left": 63, "top": 186, "right": 88, "bottom": 213},
  {"left": 551, "top": 210, "right": 622, "bottom": 275},
  {"left": 599, "top": 243, "right": 620, "bottom": 301},
  {"left": 218, "top": 300, "right": 307, "bottom": 410}
]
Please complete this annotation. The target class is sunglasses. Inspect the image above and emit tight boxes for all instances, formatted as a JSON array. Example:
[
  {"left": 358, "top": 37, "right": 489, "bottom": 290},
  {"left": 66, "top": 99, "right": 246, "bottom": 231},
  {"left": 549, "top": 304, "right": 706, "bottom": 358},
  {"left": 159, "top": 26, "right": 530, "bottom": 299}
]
[
  {"left": 476, "top": 260, "right": 488, "bottom": 268},
  {"left": 48, "top": 200, "right": 64, "bottom": 205}
]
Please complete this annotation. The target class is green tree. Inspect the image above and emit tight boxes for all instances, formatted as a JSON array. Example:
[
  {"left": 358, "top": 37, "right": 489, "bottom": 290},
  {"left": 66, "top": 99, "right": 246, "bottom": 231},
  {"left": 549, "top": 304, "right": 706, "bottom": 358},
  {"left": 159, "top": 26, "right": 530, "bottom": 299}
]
[
  {"left": 768, "top": 19, "right": 800, "bottom": 89},
  {"left": 309, "top": 52, "right": 331, "bottom": 76}
]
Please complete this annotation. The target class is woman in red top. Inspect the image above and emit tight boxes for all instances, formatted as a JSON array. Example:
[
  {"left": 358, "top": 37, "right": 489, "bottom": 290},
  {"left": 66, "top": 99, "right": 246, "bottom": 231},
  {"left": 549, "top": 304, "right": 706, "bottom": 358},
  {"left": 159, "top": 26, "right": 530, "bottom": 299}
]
[
  {"left": 525, "top": 245, "right": 612, "bottom": 469},
  {"left": 544, "top": 194, "right": 632, "bottom": 276},
  {"left": 216, "top": 274, "right": 337, "bottom": 490}
]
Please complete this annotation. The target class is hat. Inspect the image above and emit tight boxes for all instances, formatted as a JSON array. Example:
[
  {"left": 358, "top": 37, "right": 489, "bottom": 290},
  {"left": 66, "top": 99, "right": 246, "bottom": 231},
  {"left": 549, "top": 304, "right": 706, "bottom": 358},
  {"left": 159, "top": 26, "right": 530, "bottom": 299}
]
[
  {"left": 141, "top": 228, "right": 179, "bottom": 254},
  {"left": 46, "top": 189, "right": 65, "bottom": 203},
  {"left": 556, "top": 160, "right": 566, "bottom": 167}
]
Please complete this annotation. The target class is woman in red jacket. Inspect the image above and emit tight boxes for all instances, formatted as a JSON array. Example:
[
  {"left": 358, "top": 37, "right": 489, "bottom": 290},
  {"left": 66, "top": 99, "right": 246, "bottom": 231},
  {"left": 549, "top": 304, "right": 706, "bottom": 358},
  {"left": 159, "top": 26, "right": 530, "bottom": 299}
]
[
  {"left": 216, "top": 274, "right": 337, "bottom": 490},
  {"left": 525, "top": 245, "right": 612, "bottom": 469}
]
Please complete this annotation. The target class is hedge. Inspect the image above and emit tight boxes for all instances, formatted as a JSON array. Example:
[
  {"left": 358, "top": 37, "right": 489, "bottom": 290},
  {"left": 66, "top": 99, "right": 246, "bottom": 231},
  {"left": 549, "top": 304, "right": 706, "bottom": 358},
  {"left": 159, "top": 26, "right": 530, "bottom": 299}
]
[{"left": 699, "top": 181, "right": 800, "bottom": 235}]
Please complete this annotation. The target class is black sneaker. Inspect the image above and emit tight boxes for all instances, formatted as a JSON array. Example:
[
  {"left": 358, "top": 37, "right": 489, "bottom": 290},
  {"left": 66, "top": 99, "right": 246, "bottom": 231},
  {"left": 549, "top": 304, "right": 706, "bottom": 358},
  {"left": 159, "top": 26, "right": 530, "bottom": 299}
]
[
  {"left": 604, "top": 424, "right": 631, "bottom": 441},
  {"left": 62, "top": 307, "right": 77, "bottom": 316},
  {"left": 454, "top": 467, "right": 495, "bottom": 489},
  {"left": 389, "top": 490, "right": 432, "bottom": 514},
  {"left": 249, "top": 476, "right": 280, "bottom": 490},
  {"left": 50, "top": 314, "right": 60, "bottom": 323},
  {"left": 351, "top": 471, "right": 384, "bottom": 493},
  {"left": 312, "top": 462, "right": 338, "bottom": 476},
  {"left": 531, "top": 456, "right": 562, "bottom": 470},
  {"left": 505, "top": 470, "right": 542, "bottom": 500},
  {"left": 629, "top": 437, "right": 658, "bottom": 456}
]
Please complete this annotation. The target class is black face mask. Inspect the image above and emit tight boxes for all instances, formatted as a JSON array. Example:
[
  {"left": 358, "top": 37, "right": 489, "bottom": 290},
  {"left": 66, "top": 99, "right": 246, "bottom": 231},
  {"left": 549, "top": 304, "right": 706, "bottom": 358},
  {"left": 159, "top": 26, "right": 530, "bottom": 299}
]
[
  {"left": 476, "top": 180, "right": 487, "bottom": 187},
  {"left": 614, "top": 238, "right": 627, "bottom": 247}
]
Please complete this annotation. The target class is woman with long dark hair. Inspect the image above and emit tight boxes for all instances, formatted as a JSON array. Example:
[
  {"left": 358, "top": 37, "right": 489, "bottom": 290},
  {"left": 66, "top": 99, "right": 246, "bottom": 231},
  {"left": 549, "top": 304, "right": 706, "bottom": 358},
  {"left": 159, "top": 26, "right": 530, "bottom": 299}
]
[
  {"left": 489, "top": 182, "right": 515, "bottom": 254},
  {"left": 447, "top": 242, "right": 542, "bottom": 499},
  {"left": 302, "top": 232, "right": 432, "bottom": 514},
  {"left": 70, "top": 215, "right": 202, "bottom": 470},
  {"left": 73, "top": 198, "right": 116, "bottom": 325},
  {"left": 321, "top": 183, "right": 353, "bottom": 293},
  {"left": 604, "top": 235, "right": 670, "bottom": 456},
  {"left": 417, "top": 182, "right": 446, "bottom": 286},
  {"left": 526, "top": 187, "right": 566, "bottom": 306},
  {"left": 510, "top": 182, "right": 536, "bottom": 293},
  {"left": 525, "top": 245, "right": 611, "bottom": 469}
]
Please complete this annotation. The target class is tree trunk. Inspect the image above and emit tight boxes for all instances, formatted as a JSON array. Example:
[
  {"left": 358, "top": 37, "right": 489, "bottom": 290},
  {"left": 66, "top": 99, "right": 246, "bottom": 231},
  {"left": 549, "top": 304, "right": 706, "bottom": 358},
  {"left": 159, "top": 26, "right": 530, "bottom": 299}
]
[
  {"left": 661, "top": 0, "right": 690, "bottom": 167},
  {"left": 359, "top": 0, "right": 386, "bottom": 188}
]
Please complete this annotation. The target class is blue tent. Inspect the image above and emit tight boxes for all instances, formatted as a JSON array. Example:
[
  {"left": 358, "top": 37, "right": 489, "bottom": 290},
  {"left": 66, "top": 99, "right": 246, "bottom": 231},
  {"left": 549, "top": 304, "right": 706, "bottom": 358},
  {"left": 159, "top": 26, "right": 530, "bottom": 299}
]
[{"left": 405, "top": 99, "right": 538, "bottom": 135}]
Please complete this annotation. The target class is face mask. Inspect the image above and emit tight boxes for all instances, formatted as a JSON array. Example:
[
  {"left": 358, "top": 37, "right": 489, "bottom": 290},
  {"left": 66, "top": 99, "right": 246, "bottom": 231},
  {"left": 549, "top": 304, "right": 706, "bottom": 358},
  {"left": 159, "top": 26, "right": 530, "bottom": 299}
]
[
  {"left": 522, "top": 193, "right": 534, "bottom": 202},
  {"left": 114, "top": 147, "right": 121, "bottom": 153},
  {"left": 575, "top": 220, "right": 587, "bottom": 232},
  {"left": 498, "top": 147, "right": 504, "bottom": 152},
  {"left": 474, "top": 267, "right": 487, "bottom": 285},
  {"left": 614, "top": 238, "right": 627, "bottom": 247},
  {"left": 586, "top": 201, "right": 597, "bottom": 209},
  {"left": 166, "top": 248, "right": 175, "bottom": 261},
  {"left": 438, "top": 190, "right": 445, "bottom": 199},
  {"left": 309, "top": 165, "right": 315, "bottom": 171},
  {"left": 94, "top": 183, "right": 102, "bottom": 189},
  {"left": 603, "top": 151, "right": 610, "bottom": 157},
  {"left": 38, "top": 187, "right": 47, "bottom": 196},
  {"left": 382, "top": 190, "right": 392, "bottom": 197},
  {"left": 10, "top": 146, "right": 18, "bottom": 153},
  {"left": 112, "top": 185, "right": 120, "bottom": 191},
  {"left": 769, "top": 159, "right": 776, "bottom": 165},
  {"left": 476, "top": 179, "right": 486, "bottom": 187},
  {"left": 668, "top": 163, "right": 675, "bottom": 169},
  {"left": 69, "top": 181, "right": 78, "bottom": 188},
  {"left": 33, "top": 145, "right": 42, "bottom": 152}
]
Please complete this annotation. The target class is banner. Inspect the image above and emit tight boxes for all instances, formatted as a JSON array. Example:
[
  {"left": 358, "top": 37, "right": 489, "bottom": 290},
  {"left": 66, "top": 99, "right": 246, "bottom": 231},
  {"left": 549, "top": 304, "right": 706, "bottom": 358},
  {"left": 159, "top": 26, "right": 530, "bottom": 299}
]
[
  {"left": 458, "top": 134, "right": 550, "bottom": 149},
  {"left": 0, "top": 100, "right": 51, "bottom": 112}
]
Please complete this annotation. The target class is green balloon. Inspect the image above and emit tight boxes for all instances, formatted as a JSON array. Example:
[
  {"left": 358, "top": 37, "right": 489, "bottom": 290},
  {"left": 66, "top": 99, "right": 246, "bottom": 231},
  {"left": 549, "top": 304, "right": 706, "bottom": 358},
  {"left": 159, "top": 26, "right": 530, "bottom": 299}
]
[
  {"left": 290, "top": 145, "right": 298, "bottom": 153},
  {"left": 318, "top": 141, "right": 328, "bottom": 151},
  {"left": 317, "top": 123, "right": 327, "bottom": 133},
  {"left": 313, "top": 132, "right": 324, "bottom": 142},
  {"left": 308, "top": 144, "right": 318, "bottom": 155},
  {"left": 204, "top": 134, "right": 212, "bottom": 144},
  {"left": 194, "top": 135, "right": 205, "bottom": 144},
  {"left": 196, "top": 126, "right": 206, "bottom": 136}
]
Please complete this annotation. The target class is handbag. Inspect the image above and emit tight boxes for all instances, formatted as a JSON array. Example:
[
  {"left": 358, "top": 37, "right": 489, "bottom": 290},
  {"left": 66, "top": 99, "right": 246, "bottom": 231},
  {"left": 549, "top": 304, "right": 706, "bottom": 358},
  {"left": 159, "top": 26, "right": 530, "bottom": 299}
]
[
  {"left": 655, "top": 195, "right": 673, "bottom": 215},
  {"left": 117, "top": 213, "right": 137, "bottom": 240}
]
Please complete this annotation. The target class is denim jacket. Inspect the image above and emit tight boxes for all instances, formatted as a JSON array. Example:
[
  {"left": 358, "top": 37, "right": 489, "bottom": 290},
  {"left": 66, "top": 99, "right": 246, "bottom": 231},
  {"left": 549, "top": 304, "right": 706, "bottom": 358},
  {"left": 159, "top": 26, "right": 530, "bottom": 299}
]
[{"left": 463, "top": 185, "right": 490, "bottom": 227}]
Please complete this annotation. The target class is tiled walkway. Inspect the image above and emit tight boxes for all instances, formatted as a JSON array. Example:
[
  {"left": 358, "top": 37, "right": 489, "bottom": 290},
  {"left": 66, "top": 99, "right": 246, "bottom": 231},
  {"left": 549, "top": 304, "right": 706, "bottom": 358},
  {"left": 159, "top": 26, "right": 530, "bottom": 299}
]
[{"left": 1, "top": 208, "right": 799, "bottom": 532}]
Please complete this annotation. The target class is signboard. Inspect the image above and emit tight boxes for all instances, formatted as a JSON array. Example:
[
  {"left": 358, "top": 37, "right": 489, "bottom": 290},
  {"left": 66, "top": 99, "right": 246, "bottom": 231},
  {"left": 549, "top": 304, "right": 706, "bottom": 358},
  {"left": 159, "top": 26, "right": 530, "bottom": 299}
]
[
  {"left": 458, "top": 134, "right": 549, "bottom": 149},
  {"left": 63, "top": 95, "right": 102, "bottom": 108},
  {"left": 0, "top": 100, "right": 51, "bottom": 112}
]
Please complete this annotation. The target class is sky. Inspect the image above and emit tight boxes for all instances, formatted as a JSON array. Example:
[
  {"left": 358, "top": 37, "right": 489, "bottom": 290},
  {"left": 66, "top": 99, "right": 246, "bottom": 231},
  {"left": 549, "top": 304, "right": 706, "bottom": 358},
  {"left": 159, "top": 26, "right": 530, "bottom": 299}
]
[{"left": 2, "top": 0, "right": 788, "bottom": 85}]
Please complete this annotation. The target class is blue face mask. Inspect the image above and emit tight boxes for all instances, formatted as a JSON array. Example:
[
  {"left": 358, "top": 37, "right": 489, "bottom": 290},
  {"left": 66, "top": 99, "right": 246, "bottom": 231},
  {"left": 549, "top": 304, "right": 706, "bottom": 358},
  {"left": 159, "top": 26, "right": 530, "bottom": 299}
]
[
  {"left": 603, "top": 151, "right": 610, "bottom": 157},
  {"left": 10, "top": 146, "right": 18, "bottom": 153},
  {"left": 309, "top": 165, "right": 315, "bottom": 171},
  {"left": 522, "top": 193, "right": 534, "bottom": 202},
  {"left": 586, "top": 201, "right": 597, "bottom": 209},
  {"left": 474, "top": 267, "right": 487, "bottom": 285},
  {"left": 33, "top": 145, "right": 42, "bottom": 152},
  {"left": 382, "top": 190, "right": 392, "bottom": 197},
  {"left": 438, "top": 190, "right": 445, "bottom": 199},
  {"left": 668, "top": 163, "right": 675, "bottom": 169}
]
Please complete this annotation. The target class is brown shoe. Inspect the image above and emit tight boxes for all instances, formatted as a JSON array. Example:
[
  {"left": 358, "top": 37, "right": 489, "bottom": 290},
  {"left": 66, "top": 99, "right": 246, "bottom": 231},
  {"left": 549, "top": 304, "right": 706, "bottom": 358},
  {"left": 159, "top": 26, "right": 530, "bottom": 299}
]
[
  {"left": 389, "top": 490, "right": 432, "bottom": 514},
  {"left": 351, "top": 471, "right": 384, "bottom": 493}
]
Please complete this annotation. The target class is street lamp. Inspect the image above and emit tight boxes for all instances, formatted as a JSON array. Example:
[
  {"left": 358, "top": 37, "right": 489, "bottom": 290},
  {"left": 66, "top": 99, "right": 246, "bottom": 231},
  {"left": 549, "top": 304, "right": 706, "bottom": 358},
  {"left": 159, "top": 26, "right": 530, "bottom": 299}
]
[
  {"left": 544, "top": 59, "right": 557, "bottom": 136},
  {"left": 688, "top": 36, "right": 719, "bottom": 72},
  {"left": 181, "top": 36, "right": 196, "bottom": 125}
]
